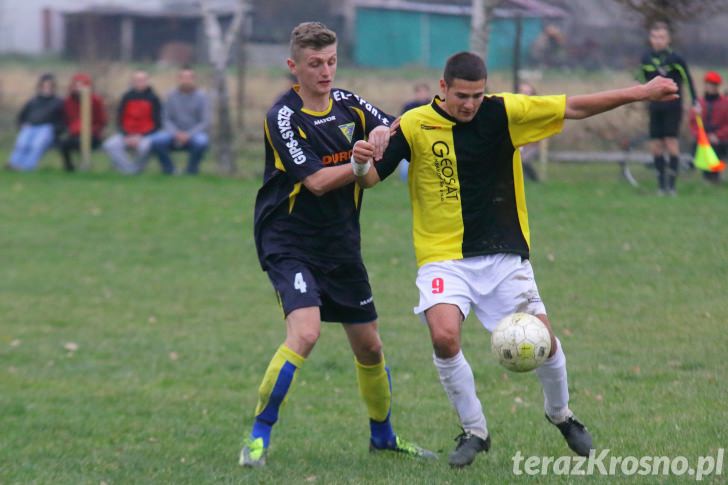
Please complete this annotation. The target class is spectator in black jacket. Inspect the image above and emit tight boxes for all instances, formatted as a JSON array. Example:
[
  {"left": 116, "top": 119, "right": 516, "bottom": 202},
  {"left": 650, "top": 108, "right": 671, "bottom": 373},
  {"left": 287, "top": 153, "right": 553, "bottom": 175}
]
[
  {"left": 7, "top": 73, "right": 64, "bottom": 171},
  {"left": 102, "top": 70, "right": 162, "bottom": 174}
]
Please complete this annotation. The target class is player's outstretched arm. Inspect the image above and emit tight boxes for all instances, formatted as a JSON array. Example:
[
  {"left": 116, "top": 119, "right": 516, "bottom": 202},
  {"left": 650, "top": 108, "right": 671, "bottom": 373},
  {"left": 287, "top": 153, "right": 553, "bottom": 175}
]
[
  {"left": 564, "top": 76, "right": 678, "bottom": 120},
  {"left": 302, "top": 165, "right": 355, "bottom": 196},
  {"left": 351, "top": 140, "right": 382, "bottom": 188}
]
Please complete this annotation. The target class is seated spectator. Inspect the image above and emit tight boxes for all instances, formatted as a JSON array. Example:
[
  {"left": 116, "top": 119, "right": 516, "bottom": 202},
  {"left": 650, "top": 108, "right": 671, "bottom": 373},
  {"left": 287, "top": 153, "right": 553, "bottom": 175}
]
[
  {"left": 58, "top": 73, "right": 107, "bottom": 172},
  {"left": 103, "top": 70, "right": 162, "bottom": 174},
  {"left": 401, "top": 82, "right": 431, "bottom": 114},
  {"left": 151, "top": 66, "right": 209, "bottom": 175},
  {"left": 7, "top": 73, "right": 64, "bottom": 171},
  {"left": 689, "top": 71, "right": 728, "bottom": 184}
]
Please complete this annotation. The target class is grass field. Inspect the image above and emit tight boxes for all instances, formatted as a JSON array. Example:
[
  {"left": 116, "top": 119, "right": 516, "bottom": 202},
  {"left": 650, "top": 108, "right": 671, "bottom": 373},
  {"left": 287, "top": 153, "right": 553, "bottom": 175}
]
[{"left": 1, "top": 164, "right": 727, "bottom": 484}]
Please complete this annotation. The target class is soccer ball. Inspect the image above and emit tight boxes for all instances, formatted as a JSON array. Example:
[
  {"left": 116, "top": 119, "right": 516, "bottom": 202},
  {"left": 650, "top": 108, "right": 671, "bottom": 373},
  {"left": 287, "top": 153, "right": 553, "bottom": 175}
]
[{"left": 491, "top": 313, "right": 551, "bottom": 372}]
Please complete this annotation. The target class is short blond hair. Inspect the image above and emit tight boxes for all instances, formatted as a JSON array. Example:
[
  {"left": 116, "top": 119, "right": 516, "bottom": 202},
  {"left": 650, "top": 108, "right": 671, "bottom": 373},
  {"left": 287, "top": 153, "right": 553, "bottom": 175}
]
[{"left": 290, "top": 22, "right": 337, "bottom": 59}]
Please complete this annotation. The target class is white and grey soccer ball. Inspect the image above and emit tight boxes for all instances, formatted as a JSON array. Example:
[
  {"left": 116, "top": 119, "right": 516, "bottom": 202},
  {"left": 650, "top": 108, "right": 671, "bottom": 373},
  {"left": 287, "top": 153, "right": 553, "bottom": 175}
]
[{"left": 491, "top": 313, "right": 551, "bottom": 372}]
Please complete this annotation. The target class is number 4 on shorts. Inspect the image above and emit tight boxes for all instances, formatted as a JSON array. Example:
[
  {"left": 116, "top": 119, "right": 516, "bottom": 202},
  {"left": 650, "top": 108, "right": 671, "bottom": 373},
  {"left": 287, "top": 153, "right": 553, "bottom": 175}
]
[{"left": 294, "top": 272, "right": 308, "bottom": 294}]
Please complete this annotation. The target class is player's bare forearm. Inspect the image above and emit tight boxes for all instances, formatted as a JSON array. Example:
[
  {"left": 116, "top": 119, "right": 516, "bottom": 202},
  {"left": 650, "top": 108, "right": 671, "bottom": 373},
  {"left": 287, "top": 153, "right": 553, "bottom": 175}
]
[
  {"left": 565, "top": 76, "right": 678, "bottom": 120},
  {"left": 303, "top": 164, "right": 355, "bottom": 196},
  {"left": 356, "top": 167, "right": 381, "bottom": 188},
  {"left": 352, "top": 140, "right": 381, "bottom": 188}
]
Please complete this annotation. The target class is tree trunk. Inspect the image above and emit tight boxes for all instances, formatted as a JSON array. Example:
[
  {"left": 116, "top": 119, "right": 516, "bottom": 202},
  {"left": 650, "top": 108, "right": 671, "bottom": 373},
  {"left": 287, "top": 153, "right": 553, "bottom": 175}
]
[
  {"left": 214, "top": 68, "right": 234, "bottom": 174},
  {"left": 470, "top": 0, "right": 487, "bottom": 59},
  {"left": 470, "top": 0, "right": 501, "bottom": 63},
  {"left": 200, "top": 0, "right": 248, "bottom": 175}
]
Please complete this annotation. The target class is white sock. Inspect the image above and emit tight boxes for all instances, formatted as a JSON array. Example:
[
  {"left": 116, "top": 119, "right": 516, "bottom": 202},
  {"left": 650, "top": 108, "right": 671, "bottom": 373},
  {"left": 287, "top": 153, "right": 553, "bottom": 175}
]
[
  {"left": 535, "top": 337, "right": 571, "bottom": 423},
  {"left": 433, "top": 350, "right": 488, "bottom": 439}
]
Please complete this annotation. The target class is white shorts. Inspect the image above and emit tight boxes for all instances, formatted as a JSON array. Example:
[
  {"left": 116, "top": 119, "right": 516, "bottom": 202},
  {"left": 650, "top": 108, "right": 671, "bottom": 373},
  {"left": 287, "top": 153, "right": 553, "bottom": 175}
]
[{"left": 414, "top": 254, "right": 547, "bottom": 332}]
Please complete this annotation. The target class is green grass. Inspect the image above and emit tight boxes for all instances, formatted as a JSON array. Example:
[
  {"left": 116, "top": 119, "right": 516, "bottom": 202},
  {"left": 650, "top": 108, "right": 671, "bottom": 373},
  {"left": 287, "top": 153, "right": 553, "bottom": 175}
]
[{"left": 1, "top": 165, "right": 727, "bottom": 484}]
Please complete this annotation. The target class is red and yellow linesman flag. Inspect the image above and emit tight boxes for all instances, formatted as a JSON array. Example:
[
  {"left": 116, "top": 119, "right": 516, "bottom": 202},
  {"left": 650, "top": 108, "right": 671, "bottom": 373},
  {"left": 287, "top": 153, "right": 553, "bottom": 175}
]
[{"left": 693, "top": 114, "right": 726, "bottom": 173}]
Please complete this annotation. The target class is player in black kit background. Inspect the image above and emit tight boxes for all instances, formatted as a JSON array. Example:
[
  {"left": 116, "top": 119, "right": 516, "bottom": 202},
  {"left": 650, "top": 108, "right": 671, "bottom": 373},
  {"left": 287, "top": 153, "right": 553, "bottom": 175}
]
[{"left": 638, "top": 22, "right": 697, "bottom": 195}]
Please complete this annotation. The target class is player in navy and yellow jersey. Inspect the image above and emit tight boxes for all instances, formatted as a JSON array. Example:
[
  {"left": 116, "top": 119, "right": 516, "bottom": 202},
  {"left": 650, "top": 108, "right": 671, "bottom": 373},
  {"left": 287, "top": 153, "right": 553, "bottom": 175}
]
[
  {"left": 638, "top": 22, "right": 697, "bottom": 195},
  {"left": 240, "top": 22, "right": 435, "bottom": 468},
  {"left": 352, "top": 52, "right": 678, "bottom": 468}
]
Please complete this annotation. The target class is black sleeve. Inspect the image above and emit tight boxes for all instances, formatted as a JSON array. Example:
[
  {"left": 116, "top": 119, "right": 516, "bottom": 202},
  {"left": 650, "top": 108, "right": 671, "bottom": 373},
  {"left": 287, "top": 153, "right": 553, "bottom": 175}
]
[
  {"left": 675, "top": 54, "right": 697, "bottom": 104},
  {"left": 375, "top": 127, "right": 411, "bottom": 181},
  {"left": 265, "top": 106, "right": 324, "bottom": 182},
  {"left": 117, "top": 93, "right": 129, "bottom": 135},
  {"left": 638, "top": 52, "right": 656, "bottom": 83},
  {"left": 152, "top": 93, "right": 162, "bottom": 133},
  {"left": 52, "top": 99, "right": 65, "bottom": 136},
  {"left": 17, "top": 100, "right": 31, "bottom": 127}
]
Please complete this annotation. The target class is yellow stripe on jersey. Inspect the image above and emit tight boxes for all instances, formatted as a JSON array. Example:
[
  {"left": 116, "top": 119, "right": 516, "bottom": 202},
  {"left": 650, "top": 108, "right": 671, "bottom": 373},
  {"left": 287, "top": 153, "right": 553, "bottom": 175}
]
[
  {"left": 297, "top": 126, "right": 307, "bottom": 139},
  {"left": 511, "top": 148, "right": 530, "bottom": 248},
  {"left": 288, "top": 182, "right": 302, "bottom": 213},
  {"left": 264, "top": 119, "right": 286, "bottom": 172},
  {"left": 353, "top": 181, "right": 362, "bottom": 209},
  {"left": 351, "top": 107, "right": 367, "bottom": 135},
  {"left": 400, "top": 105, "right": 464, "bottom": 266}
]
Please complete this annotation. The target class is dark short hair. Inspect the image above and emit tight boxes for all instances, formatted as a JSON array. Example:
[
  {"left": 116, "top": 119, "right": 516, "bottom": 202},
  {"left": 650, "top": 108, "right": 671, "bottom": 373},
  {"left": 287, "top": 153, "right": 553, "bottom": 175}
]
[
  {"left": 290, "top": 22, "right": 337, "bottom": 59},
  {"left": 650, "top": 21, "right": 670, "bottom": 33},
  {"left": 37, "top": 72, "right": 56, "bottom": 92},
  {"left": 443, "top": 52, "right": 487, "bottom": 86}
]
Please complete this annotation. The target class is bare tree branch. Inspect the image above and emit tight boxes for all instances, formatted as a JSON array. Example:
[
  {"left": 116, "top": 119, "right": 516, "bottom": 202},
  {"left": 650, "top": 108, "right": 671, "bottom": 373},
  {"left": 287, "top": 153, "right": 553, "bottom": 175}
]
[{"left": 613, "top": 0, "right": 728, "bottom": 28}]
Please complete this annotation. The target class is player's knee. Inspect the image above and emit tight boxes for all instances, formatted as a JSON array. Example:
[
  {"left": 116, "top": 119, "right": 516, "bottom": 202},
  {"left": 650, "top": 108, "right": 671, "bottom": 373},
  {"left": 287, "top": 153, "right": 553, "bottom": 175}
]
[
  {"left": 293, "top": 328, "right": 320, "bottom": 352},
  {"left": 361, "top": 339, "right": 383, "bottom": 359},
  {"left": 548, "top": 335, "right": 558, "bottom": 358},
  {"left": 430, "top": 329, "right": 460, "bottom": 358}
]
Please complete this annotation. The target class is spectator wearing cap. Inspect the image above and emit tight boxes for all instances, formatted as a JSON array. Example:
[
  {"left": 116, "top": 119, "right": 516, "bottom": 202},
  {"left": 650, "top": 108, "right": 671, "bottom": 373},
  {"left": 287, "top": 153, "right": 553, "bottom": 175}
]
[
  {"left": 59, "top": 73, "right": 108, "bottom": 172},
  {"left": 690, "top": 71, "right": 728, "bottom": 183},
  {"left": 7, "top": 73, "right": 64, "bottom": 171}
]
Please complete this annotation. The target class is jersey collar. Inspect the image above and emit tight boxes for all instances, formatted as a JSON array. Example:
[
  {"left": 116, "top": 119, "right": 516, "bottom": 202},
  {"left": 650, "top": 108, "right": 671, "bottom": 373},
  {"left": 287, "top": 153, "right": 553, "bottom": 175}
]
[
  {"left": 431, "top": 96, "right": 459, "bottom": 123},
  {"left": 291, "top": 84, "right": 334, "bottom": 116}
]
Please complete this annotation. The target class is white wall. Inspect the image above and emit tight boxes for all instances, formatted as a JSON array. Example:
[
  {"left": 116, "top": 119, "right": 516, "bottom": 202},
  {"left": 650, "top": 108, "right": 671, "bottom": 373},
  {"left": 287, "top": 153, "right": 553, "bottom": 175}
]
[{"left": 0, "top": 0, "right": 166, "bottom": 54}]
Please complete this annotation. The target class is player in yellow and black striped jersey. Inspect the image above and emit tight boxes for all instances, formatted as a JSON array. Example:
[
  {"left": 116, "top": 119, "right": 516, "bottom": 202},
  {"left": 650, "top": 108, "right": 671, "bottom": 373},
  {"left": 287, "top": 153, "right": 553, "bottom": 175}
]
[
  {"left": 369, "top": 91, "right": 564, "bottom": 267},
  {"left": 240, "top": 22, "right": 435, "bottom": 469},
  {"left": 353, "top": 52, "right": 679, "bottom": 468}
]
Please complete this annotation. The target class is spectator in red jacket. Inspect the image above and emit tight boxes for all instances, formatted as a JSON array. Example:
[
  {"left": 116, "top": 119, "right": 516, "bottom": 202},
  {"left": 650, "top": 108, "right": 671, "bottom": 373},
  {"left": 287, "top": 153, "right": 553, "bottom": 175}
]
[
  {"left": 689, "top": 71, "right": 728, "bottom": 183},
  {"left": 102, "top": 70, "right": 162, "bottom": 174},
  {"left": 59, "top": 73, "right": 107, "bottom": 172}
]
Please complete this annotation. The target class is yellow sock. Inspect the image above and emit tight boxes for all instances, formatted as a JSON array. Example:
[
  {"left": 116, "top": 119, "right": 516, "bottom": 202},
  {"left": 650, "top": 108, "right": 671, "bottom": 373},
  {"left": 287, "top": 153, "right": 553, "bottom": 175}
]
[
  {"left": 254, "top": 344, "right": 305, "bottom": 418},
  {"left": 355, "top": 357, "right": 391, "bottom": 422}
]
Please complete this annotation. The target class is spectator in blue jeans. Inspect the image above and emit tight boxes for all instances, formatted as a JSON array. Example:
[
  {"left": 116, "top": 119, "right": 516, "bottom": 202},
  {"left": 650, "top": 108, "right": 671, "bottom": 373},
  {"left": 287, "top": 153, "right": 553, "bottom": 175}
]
[
  {"left": 151, "top": 67, "right": 210, "bottom": 175},
  {"left": 7, "top": 73, "right": 64, "bottom": 171}
]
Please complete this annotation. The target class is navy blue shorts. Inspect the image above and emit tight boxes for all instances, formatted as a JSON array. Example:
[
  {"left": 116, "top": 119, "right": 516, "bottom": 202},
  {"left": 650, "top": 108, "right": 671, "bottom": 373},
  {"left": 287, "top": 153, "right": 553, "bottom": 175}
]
[{"left": 265, "top": 257, "right": 378, "bottom": 324}]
